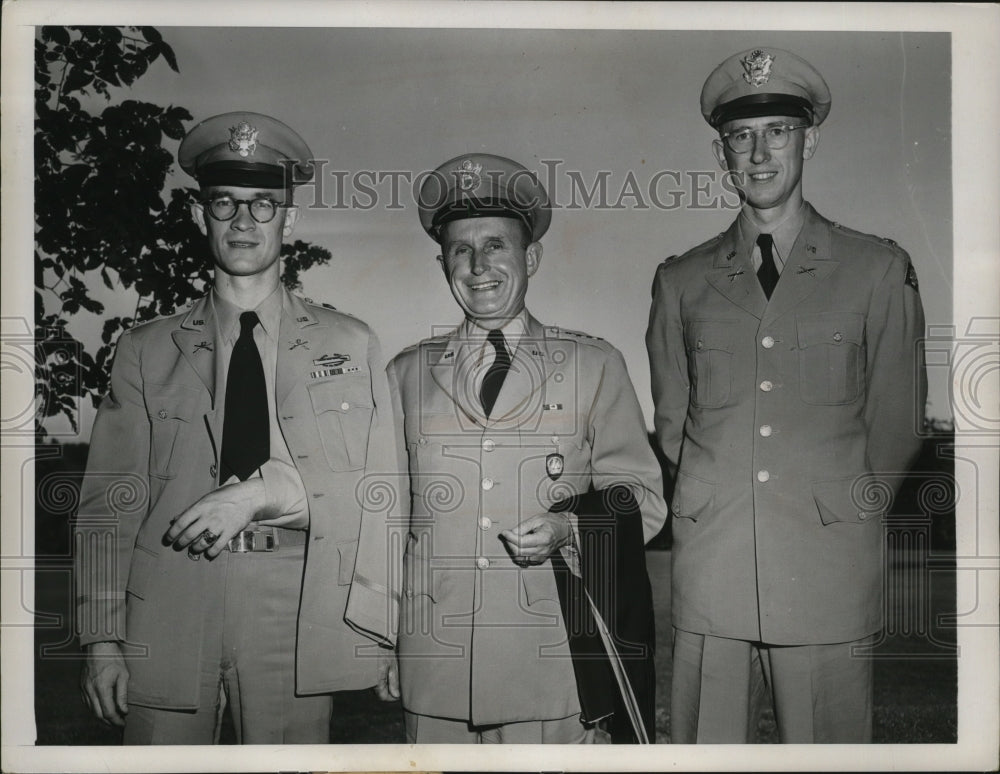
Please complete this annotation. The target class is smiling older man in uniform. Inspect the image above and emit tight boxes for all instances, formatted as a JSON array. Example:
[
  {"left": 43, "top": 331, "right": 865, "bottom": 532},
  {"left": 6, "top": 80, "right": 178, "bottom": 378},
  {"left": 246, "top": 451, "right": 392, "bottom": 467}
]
[
  {"left": 645, "top": 49, "right": 927, "bottom": 743},
  {"left": 365, "top": 154, "right": 668, "bottom": 743},
  {"left": 75, "top": 112, "right": 399, "bottom": 744}
]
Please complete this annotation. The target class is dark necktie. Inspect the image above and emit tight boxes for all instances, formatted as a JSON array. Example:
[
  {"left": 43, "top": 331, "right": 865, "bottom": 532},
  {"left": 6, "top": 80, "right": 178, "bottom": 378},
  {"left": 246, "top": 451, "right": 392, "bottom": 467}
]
[
  {"left": 756, "top": 233, "right": 779, "bottom": 300},
  {"left": 220, "top": 311, "right": 269, "bottom": 481},
  {"left": 479, "top": 329, "right": 511, "bottom": 418}
]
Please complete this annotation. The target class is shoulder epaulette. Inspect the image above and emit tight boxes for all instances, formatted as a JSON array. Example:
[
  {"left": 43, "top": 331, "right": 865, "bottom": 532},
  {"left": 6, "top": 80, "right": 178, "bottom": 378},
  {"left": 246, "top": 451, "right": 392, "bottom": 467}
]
[{"left": 545, "top": 325, "right": 605, "bottom": 342}]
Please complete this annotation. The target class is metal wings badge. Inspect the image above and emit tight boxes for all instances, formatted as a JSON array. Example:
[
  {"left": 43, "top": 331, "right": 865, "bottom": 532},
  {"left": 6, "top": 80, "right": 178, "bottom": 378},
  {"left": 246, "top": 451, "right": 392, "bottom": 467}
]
[{"left": 741, "top": 50, "right": 774, "bottom": 88}]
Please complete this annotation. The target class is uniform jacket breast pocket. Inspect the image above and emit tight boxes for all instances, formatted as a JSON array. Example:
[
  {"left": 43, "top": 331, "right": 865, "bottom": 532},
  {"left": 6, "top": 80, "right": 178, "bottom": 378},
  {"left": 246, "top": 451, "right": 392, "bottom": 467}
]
[
  {"left": 144, "top": 383, "right": 200, "bottom": 479},
  {"left": 538, "top": 407, "right": 587, "bottom": 459},
  {"left": 796, "top": 312, "right": 866, "bottom": 405},
  {"left": 307, "top": 376, "right": 374, "bottom": 471},
  {"left": 684, "top": 320, "right": 737, "bottom": 409}
]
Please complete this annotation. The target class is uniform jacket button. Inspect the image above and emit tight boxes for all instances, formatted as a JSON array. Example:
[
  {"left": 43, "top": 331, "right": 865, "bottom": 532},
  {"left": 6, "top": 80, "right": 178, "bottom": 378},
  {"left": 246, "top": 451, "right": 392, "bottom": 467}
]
[
  {"left": 757, "top": 470, "right": 770, "bottom": 483},
  {"left": 482, "top": 439, "right": 495, "bottom": 452},
  {"left": 481, "top": 477, "right": 495, "bottom": 491},
  {"left": 157, "top": 409, "right": 167, "bottom": 419},
  {"left": 476, "top": 556, "right": 491, "bottom": 570},
  {"left": 761, "top": 335, "right": 775, "bottom": 349},
  {"left": 833, "top": 332, "right": 843, "bottom": 342}
]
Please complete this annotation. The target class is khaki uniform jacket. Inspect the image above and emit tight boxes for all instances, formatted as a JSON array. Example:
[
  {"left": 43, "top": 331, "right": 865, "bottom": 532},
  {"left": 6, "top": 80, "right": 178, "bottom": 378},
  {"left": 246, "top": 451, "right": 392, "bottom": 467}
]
[
  {"left": 74, "top": 290, "right": 400, "bottom": 709},
  {"left": 646, "top": 204, "right": 927, "bottom": 645},
  {"left": 383, "top": 312, "right": 667, "bottom": 726}
]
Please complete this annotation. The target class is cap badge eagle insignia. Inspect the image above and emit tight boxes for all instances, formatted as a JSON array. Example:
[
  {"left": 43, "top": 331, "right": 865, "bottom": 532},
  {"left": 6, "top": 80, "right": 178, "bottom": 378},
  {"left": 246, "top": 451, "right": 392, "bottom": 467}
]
[
  {"left": 455, "top": 158, "right": 483, "bottom": 192},
  {"left": 741, "top": 50, "right": 774, "bottom": 88},
  {"left": 228, "top": 121, "right": 259, "bottom": 157}
]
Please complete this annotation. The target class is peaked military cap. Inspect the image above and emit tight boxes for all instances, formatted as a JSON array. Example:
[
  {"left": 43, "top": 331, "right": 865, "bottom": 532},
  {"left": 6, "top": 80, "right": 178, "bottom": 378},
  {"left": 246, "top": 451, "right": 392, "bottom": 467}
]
[
  {"left": 418, "top": 153, "right": 551, "bottom": 244},
  {"left": 178, "top": 111, "right": 315, "bottom": 188},
  {"left": 701, "top": 47, "right": 832, "bottom": 128}
]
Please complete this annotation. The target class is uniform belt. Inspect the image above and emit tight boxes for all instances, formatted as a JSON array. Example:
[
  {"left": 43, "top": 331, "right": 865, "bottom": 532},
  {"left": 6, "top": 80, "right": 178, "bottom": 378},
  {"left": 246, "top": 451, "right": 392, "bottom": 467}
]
[{"left": 226, "top": 526, "right": 308, "bottom": 553}]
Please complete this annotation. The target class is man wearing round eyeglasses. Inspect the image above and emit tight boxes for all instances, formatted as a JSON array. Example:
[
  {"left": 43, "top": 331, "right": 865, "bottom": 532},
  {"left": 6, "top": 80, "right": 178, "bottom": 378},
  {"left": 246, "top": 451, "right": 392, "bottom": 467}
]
[
  {"left": 646, "top": 49, "right": 927, "bottom": 742},
  {"left": 75, "top": 112, "right": 400, "bottom": 743}
]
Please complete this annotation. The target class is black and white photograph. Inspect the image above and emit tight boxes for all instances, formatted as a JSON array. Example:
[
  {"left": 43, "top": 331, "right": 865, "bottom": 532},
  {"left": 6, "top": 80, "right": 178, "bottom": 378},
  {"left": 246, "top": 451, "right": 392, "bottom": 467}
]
[{"left": 2, "top": 1, "right": 997, "bottom": 772}]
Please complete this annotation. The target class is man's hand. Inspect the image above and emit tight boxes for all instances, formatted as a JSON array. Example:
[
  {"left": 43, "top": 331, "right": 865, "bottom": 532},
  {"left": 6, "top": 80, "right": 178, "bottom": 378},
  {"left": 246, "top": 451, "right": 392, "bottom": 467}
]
[
  {"left": 499, "top": 512, "right": 572, "bottom": 566},
  {"left": 374, "top": 647, "right": 400, "bottom": 702},
  {"left": 80, "top": 641, "right": 129, "bottom": 727},
  {"left": 163, "top": 479, "right": 266, "bottom": 558}
]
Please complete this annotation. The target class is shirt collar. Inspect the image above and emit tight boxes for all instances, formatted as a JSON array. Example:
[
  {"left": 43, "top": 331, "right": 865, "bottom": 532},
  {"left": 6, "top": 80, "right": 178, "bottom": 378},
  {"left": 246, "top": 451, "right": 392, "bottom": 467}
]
[
  {"left": 459, "top": 309, "right": 529, "bottom": 354},
  {"left": 738, "top": 201, "right": 808, "bottom": 262},
  {"left": 211, "top": 284, "right": 284, "bottom": 344}
]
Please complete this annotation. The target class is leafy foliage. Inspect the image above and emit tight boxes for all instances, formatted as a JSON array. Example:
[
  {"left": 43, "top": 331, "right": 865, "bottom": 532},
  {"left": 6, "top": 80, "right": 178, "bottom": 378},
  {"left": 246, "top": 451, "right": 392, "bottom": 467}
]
[{"left": 34, "top": 27, "right": 331, "bottom": 437}]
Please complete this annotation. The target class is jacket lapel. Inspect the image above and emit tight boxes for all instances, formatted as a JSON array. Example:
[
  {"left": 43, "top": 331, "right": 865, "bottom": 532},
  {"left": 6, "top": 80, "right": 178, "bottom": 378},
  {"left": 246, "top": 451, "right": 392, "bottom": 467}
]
[
  {"left": 761, "top": 205, "right": 839, "bottom": 327},
  {"left": 170, "top": 296, "right": 218, "bottom": 403},
  {"left": 705, "top": 221, "right": 768, "bottom": 320},
  {"left": 429, "top": 327, "right": 487, "bottom": 427},
  {"left": 276, "top": 291, "right": 328, "bottom": 410}
]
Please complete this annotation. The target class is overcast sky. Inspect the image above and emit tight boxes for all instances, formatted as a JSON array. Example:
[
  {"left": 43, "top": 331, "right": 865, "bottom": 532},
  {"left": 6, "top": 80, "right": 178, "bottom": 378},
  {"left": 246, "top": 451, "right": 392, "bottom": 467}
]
[{"left": 36, "top": 24, "right": 955, "bottom": 439}]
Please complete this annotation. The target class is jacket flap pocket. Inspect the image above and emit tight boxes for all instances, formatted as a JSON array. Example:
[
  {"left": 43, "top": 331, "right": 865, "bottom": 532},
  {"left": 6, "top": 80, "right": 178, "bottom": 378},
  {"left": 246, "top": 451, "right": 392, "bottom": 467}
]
[
  {"left": 145, "top": 382, "right": 200, "bottom": 422},
  {"left": 336, "top": 538, "right": 358, "bottom": 586},
  {"left": 797, "top": 312, "right": 864, "bottom": 348},
  {"left": 813, "top": 476, "right": 881, "bottom": 525},
  {"left": 521, "top": 565, "right": 559, "bottom": 605},
  {"left": 671, "top": 471, "right": 715, "bottom": 522},
  {"left": 125, "top": 543, "right": 160, "bottom": 600},
  {"left": 307, "top": 376, "right": 374, "bottom": 414},
  {"left": 684, "top": 320, "right": 735, "bottom": 353}
]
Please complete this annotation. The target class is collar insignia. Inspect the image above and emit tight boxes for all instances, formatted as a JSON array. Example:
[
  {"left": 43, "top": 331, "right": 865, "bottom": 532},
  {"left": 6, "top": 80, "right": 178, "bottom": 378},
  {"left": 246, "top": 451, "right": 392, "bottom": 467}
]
[{"left": 194, "top": 340, "right": 213, "bottom": 353}]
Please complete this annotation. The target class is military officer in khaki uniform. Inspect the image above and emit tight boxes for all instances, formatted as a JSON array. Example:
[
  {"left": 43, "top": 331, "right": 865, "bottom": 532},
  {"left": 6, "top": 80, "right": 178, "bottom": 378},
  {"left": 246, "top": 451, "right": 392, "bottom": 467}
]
[
  {"left": 646, "top": 49, "right": 927, "bottom": 742},
  {"left": 366, "top": 154, "right": 668, "bottom": 743},
  {"left": 75, "top": 112, "right": 400, "bottom": 743}
]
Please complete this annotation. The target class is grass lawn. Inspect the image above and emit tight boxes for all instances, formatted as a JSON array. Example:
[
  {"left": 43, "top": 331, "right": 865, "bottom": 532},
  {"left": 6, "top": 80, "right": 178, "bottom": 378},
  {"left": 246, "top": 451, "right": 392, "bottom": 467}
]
[{"left": 33, "top": 548, "right": 955, "bottom": 745}]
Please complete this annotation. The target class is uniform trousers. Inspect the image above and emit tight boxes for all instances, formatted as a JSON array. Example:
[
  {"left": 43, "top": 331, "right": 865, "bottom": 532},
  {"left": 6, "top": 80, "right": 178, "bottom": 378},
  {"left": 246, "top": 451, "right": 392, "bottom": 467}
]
[
  {"left": 404, "top": 710, "right": 594, "bottom": 744},
  {"left": 670, "top": 629, "right": 874, "bottom": 744},
  {"left": 123, "top": 544, "right": 332, "bottom": 744}
]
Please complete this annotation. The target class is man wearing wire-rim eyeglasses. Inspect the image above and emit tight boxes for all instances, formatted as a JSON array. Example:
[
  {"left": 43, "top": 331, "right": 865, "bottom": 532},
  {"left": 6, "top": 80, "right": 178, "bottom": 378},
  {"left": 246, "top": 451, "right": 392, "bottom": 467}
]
[{"left": 646, "top": 48, "right": 927, "bottom": 743}]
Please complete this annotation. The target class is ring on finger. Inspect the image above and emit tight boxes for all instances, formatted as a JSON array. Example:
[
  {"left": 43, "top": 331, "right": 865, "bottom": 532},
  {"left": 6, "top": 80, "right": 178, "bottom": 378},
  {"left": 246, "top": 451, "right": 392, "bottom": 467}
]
[{"left": 197, "top": 528, "right": 220, "bottom": 546}]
